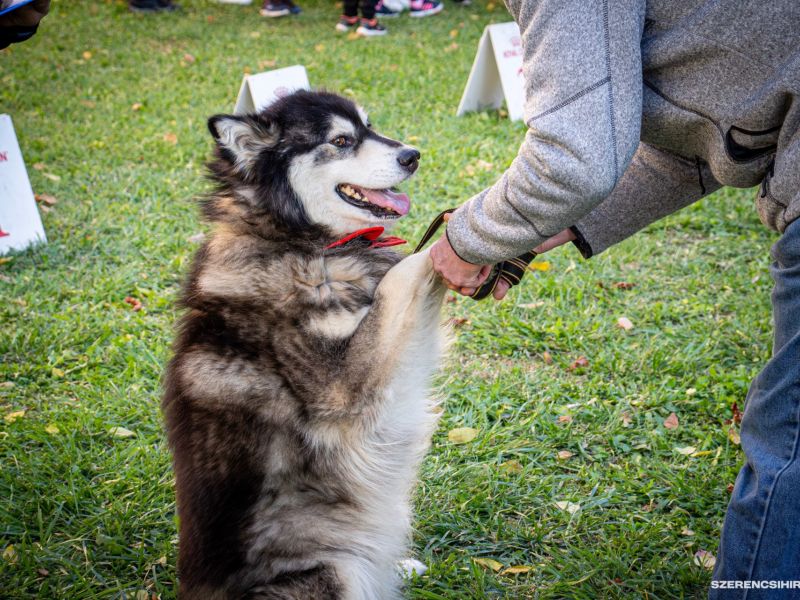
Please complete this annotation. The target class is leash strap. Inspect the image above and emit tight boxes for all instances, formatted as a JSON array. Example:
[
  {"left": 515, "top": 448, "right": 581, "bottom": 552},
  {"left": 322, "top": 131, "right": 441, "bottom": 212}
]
[{"left": 412, "top": 208, "right": 538, "bottom": 301}]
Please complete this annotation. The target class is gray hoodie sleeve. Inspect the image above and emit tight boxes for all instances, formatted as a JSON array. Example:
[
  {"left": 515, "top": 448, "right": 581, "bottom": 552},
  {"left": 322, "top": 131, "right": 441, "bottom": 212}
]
[
  {"left": 571, "top": 143, "right": 722, "bottom": 257},
  {"left": 446, "top": 0, "right": 645, "bottom": 265}
]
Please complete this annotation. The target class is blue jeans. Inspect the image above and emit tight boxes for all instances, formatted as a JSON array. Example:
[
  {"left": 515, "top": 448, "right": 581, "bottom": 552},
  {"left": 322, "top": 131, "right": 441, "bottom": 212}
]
[{"left": 710, "top": 218, "right": 800, "bottom": 599}]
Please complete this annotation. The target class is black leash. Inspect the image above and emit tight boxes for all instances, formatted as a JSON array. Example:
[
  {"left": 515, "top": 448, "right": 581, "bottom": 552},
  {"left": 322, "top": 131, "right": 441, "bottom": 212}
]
[{"left": 412, "top": 208, "right": 538, "bottom": 301}]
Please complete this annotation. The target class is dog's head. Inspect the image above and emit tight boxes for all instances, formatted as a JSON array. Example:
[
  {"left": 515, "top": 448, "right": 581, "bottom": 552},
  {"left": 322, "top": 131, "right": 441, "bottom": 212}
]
[{"left": 207, "top": 90, "right": 419, "bottom": 235}]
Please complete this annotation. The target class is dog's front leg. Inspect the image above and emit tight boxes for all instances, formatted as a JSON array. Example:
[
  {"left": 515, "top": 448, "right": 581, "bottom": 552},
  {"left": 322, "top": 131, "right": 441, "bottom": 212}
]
[{"left": 338, "top": 248, "right": 446, "bottom": 397}]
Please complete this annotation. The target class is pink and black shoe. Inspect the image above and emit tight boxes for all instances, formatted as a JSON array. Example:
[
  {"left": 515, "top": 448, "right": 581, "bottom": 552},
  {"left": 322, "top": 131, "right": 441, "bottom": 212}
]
[
  {"left": 375, "top": 0, "right": 401, "bottom": 17},
  {"left": 409, "top": 0, "right": 442, "bottom": 17},
  {"left": 356, "top": 17, "right": 387, "bottom": 36}
]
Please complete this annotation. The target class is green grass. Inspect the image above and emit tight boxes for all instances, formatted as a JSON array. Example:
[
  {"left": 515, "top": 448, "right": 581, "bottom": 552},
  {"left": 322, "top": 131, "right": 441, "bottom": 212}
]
[{"left": 0, "top": 1, "right": 775, "bottom": 597}]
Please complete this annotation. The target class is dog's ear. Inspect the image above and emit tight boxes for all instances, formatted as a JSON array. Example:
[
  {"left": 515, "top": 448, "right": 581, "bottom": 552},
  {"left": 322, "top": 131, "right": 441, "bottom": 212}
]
[{"left": 208, "top": 114, "right": 278, "bottom": 168}]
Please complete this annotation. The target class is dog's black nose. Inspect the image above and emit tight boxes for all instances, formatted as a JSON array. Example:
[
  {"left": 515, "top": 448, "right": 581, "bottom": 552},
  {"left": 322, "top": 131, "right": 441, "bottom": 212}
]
[{"left": 397, "top": 147, "right": 421, "bottom": 172}]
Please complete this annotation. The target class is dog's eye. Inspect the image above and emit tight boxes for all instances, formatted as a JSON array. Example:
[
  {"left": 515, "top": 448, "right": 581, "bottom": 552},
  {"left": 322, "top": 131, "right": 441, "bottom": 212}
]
[{"left": 331, "top": 136, "right": 352, "bottom": 148}]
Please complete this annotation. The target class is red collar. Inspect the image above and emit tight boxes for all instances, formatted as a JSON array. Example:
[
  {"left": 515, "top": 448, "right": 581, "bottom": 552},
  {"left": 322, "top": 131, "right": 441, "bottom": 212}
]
[{"left": 325, "top": 227, "right": 407, "bottom": 250}]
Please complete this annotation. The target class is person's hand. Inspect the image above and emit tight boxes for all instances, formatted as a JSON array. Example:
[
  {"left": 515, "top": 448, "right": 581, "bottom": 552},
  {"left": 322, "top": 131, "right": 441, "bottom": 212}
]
[
  {"left": 533, "top": 228, "right": 576, "bottom": 254},
  {"left": 429, "top": 216, "right": 491, "bottom": 296},
  {"left": 490, "top": 228, "right": 577, "bottom": 301}
]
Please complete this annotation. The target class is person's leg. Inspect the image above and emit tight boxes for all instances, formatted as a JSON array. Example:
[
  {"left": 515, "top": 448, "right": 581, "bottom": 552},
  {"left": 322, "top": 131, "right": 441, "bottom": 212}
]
[
  {"left": 360, "top": 0, "right": 377, "bottom": 20},
  {"left": 710, "top": 218, "right": 800, "bottom": 599},
  {"left": 343, "top": 0, "right": 358, "bottom": 17}
]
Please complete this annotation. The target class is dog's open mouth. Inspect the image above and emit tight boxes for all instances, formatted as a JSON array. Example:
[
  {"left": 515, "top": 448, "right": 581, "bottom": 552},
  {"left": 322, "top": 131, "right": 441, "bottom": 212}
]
[{"left": 336, "top": 183, "right": 410, "bottom": 218}]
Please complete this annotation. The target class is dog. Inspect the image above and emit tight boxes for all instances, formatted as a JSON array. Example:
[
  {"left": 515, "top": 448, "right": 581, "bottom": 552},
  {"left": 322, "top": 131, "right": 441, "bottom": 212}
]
[{"left": 162, "top": 90, "right": 448, "bottom": 599}]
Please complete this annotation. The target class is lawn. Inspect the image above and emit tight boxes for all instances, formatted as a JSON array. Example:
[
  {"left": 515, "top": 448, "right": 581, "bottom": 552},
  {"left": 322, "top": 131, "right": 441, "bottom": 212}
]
[{"left": 0, "top": 1, "right": 775, "bottom": 598}]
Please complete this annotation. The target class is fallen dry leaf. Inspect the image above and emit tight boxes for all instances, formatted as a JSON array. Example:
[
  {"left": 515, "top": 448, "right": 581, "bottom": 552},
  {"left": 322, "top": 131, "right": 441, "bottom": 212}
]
[
  {"left": 517, "top": 301, "right": 545, "bottom": 309},
  {"left": 163, "top": 132, "right": 178, "bottom": 145},
  {"left": 37, "top": 568, "right": 49, "bottom": 577},
  {"left": 131, "top": 102, "right": 143, "bottom": 111},
  {"left": 726, "top": 482, "right": 735, "bottom": 493},
  {"left": 82, "top": 50, "right": 92, "bottom": 60},
  {"left": 42, "top": 172, "right": 61, "bottom": 182},
  {"left": 557, "top": 450, "right": 574, "bottom": 460},
  {"left": 568, "top": 356, "right": 589, "bottom": 371},
  {"left": 32, "top": 162, "right": 45, "bottom": 171},
  {"left": 109, "top": 426, "right": 135, "bottom": 438},
  {"left": 34, "top": 193, "right": 58, "bottom": 206},
  {"left": 183, "top": 53, "right": 196, "bottom": 63},
  {"left": 690, "top": 449, "right": 713, "bottom": 458},
  {"left": 663, "top": 412, "right": 679, "bottom": 430},
  {"left": 449, "top": 28, "right": 459, "bottom": 38},
  {"left": 499, "top": 459, "right": 523, "bottom": 474},
  {"left": 681, "top": 528, "right": 694, "bottom": 536},
  {"left": 124, "top": 296, "right": 143, "bottom": 311},
  {"left": 613, "top": 282, "right": 636, "bottom": 290},
  {"left": 472, "top": 557, "right": 503, "bottom": 572},
  {"left": 449, "top": 317, "right": 470, "bottom": 328},
  {"left": 448, "top": 427, "right": 478, "bottom": 444},
  {"left": 258, "top": 59, "right": 277, "bottom": 70},
  {"left": 557, "top": 414, "right": 573, "bottom": 424},
  {"left": 616, "top": 316, "right": 634, "bottom": 331},
  {"left": 621, "top": 412, "right": 633, "bottom": 426},
  {"left": 554, "top": 501, "right": 580, "bottom": 514},
  {"left": 731, "top": 402, "right": 743, "bottom": 425},
  {"left": 542, "top": 351, "right": 553, "bottom": 364},
  {"left": 694, "top": 550, "right": 716, "bottom": 570},
  {"left": 501, "top": 565, "right": 533, "bottom": 576},
  {"left": 444, "top": 42, "right": 459, "bottom": 53},
  {"left": 51, "top": 367, "right": 64, "bottom": 378},
  {"left": 2, "top": 545, "right": 17, "bottom": 564},
  {"left": 528, "top": 261, "right": 550, "bottom": 272},
  {"left": 314, "top": 43, "right": 325, "bottom": 53},
  {"left": 44, "top": 424, "right": 59, "bottom": 435},
  {"left": 728, "top": 427, "right": 741, "bottom": 445},
  {"left": 675, "top": 446, "right": 697, "bottom": 455},
  {"left": 4, "top": 410, "right": 26, "bottom": 423}
]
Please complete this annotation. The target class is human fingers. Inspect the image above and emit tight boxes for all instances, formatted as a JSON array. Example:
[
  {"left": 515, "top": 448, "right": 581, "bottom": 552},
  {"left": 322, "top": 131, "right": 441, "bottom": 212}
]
[{"left": 533, "top": 229, "right": 576, "bottom": 254}]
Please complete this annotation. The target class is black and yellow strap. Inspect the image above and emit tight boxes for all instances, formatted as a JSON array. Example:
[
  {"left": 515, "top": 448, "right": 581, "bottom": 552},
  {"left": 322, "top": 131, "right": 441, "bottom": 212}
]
[{"left": 412, "top": 208, "right": 538, "bottom": 301}]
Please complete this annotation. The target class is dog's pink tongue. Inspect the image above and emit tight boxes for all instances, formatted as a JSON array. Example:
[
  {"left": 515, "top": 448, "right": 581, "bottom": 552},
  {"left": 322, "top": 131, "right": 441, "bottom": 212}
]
[{"left": 362, "top": 188, "right": 410, "bottom": 216}]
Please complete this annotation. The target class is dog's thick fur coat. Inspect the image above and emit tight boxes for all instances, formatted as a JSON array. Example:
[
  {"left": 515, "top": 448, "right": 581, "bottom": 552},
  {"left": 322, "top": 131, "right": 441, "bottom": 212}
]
[{"left": 163, "top": 91, "right": 447, "bottom": 599}]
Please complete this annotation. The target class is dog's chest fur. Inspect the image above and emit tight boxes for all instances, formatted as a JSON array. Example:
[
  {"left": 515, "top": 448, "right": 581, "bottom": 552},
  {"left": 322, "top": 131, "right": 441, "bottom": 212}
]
[{"left": 164, "top": 224, "right": 444, "bottom": 599}]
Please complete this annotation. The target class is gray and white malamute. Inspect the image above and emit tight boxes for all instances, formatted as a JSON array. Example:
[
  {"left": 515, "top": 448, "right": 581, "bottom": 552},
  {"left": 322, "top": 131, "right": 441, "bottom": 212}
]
[{"left": 163, "top": 90, "right": 448, "bottom": 599}]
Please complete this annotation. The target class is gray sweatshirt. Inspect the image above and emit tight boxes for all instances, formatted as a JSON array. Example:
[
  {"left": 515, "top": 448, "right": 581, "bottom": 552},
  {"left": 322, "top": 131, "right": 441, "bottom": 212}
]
[{"left": 446, "top": 0, "right": 800, "bottom": 263}]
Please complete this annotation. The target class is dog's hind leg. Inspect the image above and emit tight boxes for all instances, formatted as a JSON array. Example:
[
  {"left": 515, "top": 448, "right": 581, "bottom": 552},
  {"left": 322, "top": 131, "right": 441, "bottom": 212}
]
[{"left": 243, "top": 565, "right": 342, "bottom": 600}]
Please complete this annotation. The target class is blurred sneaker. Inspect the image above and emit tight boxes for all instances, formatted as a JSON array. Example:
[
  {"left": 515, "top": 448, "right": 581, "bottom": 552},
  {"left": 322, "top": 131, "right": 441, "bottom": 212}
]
[
  {"left": 375, "top": 0, "right": 401, "bottom": 17},
  {"left": 129, "top": 0, "right": 165, "bottom": 12},
  {"left": 335, "top": 15, "right": 359, "bottom": 31},
  {"left": 287, "top": 0, "right": 302, "bottom": 13},
  {"left": 157, "top": 0, "right": 180, "bottom": 10},
  {"left": 260, "top": 0, "right": 291, "bottom": 16},
  {"left": 357, "top": 17, "right": 387, "bottom": 36},
  {"left": 409, "top": 0, "right": 442, "bottom": 16}
]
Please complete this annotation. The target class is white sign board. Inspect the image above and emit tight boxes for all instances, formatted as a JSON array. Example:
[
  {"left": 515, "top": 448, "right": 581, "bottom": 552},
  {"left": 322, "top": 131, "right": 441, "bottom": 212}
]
[
  {"left": 457, "top": 22, "right": 525, "bottom": 122},
  {"left": 234, "top": 65, "right": 310, "bottom": 114},
  {"left": 0, "top": 114, "right": 46, "bottom": 255}
]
